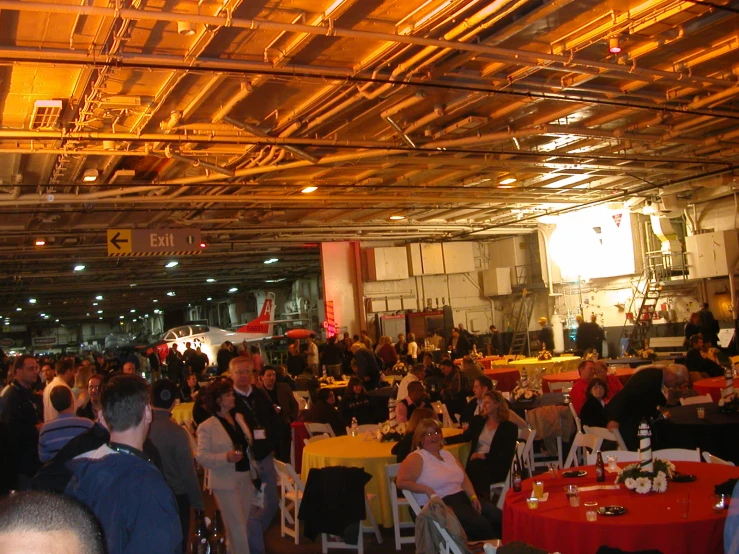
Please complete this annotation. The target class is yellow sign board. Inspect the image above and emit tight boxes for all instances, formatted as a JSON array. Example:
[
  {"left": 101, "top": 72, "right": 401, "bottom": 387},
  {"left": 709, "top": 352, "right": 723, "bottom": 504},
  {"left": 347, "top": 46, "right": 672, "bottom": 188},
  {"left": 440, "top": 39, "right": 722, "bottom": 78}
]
[{"left": 106, "top": 229, "right": 132, "bottom": 255}]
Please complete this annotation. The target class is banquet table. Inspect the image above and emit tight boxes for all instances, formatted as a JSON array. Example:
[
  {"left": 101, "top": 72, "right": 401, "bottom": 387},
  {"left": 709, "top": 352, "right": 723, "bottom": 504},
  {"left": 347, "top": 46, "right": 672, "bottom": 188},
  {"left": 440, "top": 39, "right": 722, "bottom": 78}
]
[
  {"left": 604, "top": 356, "right": 676, "bottom": 368},
  {"left": 509, "top": 355, "right": 581, "bottom": 376},
  {"left": 693, "top": 377, "right": 729, "bottom": 402},
  {"left": 654, "top": 402, "right": 739, "bottom": 465},
  {"left": 542, "top": 367, "right": 637, "bottom": 393},
  {"left": 301, "top": 428, "right": 470, "bottom": 528},
  {"left": 503, "top": 461, "right": 739, "bottom": 554},
  {"left": 319, "top": 379, "right": 350, "bottom": 392},
  {"left": 483, "top": 366, "right": 520, "bottom": 392},
  {"left": 171, "top": 401, "right": 194, "bottom": 424},
  {"left": 454, "top": 356, "right": 506, "bottom": 370}
]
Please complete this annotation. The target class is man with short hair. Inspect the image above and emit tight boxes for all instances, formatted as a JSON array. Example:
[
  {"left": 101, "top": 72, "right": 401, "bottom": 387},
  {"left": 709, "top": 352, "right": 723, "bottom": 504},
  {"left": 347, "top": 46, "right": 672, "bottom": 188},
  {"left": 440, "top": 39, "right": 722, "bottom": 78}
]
[
  {"left": 40, "top": 364, "right": 56, "bottom": 390},
  {"left": 77, "top": 374, "right": 104, "bottom": 421},
  {"left": 450, "top": 327, "right": 471, "bottom": 359},
  {"left": 439, "top": 359, "right": 468, "bottom": 418},
  {"left": 460, "top": 375, "right": 494, "bottom": 425},
  {"left": 0, "top": 354, "right": 41, "bottom": 489},
  {"left": 360, "top": 330, "right": 373, "bottom": 349},
  {"left": 38, "top": 386, "right": 94, "bottom": 463},
  {"left": 230, "top": 357, "right": 279, "bottom": 535},
  {"left": 397, "top": 364, "right": 426, "bottom": 403},
  {"left": 148, "top": 379, "right": 204, "bottom": 553},
  {"left": 166, "top": 344, "right": 184, "bottom": 384},
  {"left": 66, "top": 375, "right": 181, "bottom": 554},
  {"left": 0, "top": 490, "right": 105, "bottom": 554},
  {"left": 43, "top": 359, "right": 76, "bottom": 422},
  {"left": 306, "top": 335, "right": 319, "bottom": 376},
  {"left": 121, "top": 362, "right": 136, "bottom": 376},
  {"left": 538, "top": 317, "right": 554, "bottom": 352},
  {"left": 570, "top": 360, "right": 595, "bottom": 415},
  {"left": 396, "top": 381, "right": 427, "bottom": 424},
  {"left": 351, "top": 343, "right": 381, "bottom": 391},
  {"left": 686, "top": 334, "right": 723, "bottom": 377},
  {"left": 260, "top": 365, "right": 298, "bottom": 463},
  {"left": 605, "top": 364, "right": 688, "bottom": 450},
  {"left": 187, "top": 347, "right": 209, "bottom": 379}
]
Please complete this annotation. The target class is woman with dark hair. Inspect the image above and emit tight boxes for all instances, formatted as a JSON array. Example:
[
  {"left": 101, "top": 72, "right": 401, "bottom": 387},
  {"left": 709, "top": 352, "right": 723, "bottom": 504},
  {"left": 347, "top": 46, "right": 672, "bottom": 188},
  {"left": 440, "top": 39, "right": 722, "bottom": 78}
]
[
  {"left": 305, "top": 388, "right": 347, "bottom": 436},
  {"left": 684, "top": 312, "right": 701, "bottom": 348},
  {"left": 196, "top": 378, "right": 255, "bottom": 554},
  {"left": 579, "top": 377, "right": 608, "bottom": 428},
  {"left": 447, "top": 391, "right": 518, "bottom": 498},
  {"left": 396, "top": 418, "right": 501, "bottom": 540},
  {"left": 338, "top": 377, "right": 375, "bottom": 424},
  {"left": 391, "top": 407, "right": 436, "bottom": 462}
]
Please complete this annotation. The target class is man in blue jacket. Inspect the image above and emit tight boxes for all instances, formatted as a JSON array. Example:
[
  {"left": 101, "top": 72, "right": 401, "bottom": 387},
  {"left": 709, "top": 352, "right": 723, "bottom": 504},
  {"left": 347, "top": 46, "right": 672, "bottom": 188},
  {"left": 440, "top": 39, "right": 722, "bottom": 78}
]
[{"left": 65, "top": 374, "right": 181, "bottom": 554}]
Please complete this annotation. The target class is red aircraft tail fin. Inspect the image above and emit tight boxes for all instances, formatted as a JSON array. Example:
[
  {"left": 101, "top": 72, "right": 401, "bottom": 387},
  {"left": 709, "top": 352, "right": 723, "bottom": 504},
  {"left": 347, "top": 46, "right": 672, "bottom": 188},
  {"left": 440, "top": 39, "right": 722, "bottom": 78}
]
[{"left": 235, "top": 293, "right": 274, "bottom": 335}]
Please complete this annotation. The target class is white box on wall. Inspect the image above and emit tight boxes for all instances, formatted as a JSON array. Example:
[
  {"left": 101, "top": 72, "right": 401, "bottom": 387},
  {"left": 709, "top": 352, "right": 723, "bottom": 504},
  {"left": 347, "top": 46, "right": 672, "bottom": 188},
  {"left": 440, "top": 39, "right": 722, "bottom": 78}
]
[
  {"left": 686, "top": 230, "right": 739, "bottom": 278},
  {"left": 482, "top": 268, "right": 512, "bottom": 296},
  {"left": 442, "top": 242, "right": 476, "bottom": 273},
  {"left": 421, "top": 243, "right": 445, "bottom": 274},
  {"left": 366, "top": 247, "right": 409, "bottom": 281},
  {"left": 368, "top": 298, "right": 387, "bottom": 312},
  {"left": 407, "top": 243, "right": 423, "bottom": 276},
  {"left": 387, "top": 298, "right": 402, "bottom": 311}
]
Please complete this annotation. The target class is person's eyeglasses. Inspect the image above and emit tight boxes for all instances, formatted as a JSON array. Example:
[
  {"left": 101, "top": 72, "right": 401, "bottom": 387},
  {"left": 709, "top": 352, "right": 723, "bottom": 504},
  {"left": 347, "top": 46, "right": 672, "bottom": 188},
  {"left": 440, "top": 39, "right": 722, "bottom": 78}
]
[
  {"left": 425, "top": 430, "right": 441, "bottom": 437},
  {"left": 89, "top": 386, "right": 101, "bottom": 391}
]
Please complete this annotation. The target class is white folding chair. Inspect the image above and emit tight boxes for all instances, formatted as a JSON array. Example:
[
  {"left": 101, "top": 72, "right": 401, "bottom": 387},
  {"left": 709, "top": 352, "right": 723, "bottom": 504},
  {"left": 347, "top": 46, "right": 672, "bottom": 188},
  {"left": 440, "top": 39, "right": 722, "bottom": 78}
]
[
  {"left": 517, "top": 427, "right": 536, "bottom": 478},
  {"left": 304, "top": 434, "right": 331, "bottom": 447},
  {"left": 548, "top": 381, "right": 574, "bottom": 392},
  {"left": 587, "top": 449, "right": 639, "bottom": 465},
  {"left": 583, "top": 425, "right": 628, "bottom": 450},
  {"left": 679, "top": 394, "right": 713, "bottom": 406},
  {"left": 563, "top": 433, "right": 602, "bottom": 468},
  {"left": 294, "top": 391, "right": 310, "bottom": 410},
  {"left": 321, "top": 495, "right": 382, "bottom": 554},
  {"left": 274, "top": 460, "right": 304, "bottom": 544},
  {"left": 440, "top": 403, "right": 458, "bottom": 428},
  {"left": 305, "top": 422, "right": 336, "bottom": 437},
  {"left": 568, "top": 402, "right": 582, "bottom": 434},
  {"left": 385, "top": 464, "right": 414, "bottom": 550},
  {"left": 653, "top": 448, "right": 701, "bottom": 462},
  {"left": 491, "top": 441, "right": 525, "bottom": 509},
  {"left": 524, "top": 409, "right": 563, "bottom": 469},
  {"left": 702, "top": 451, "right": 735, "bottom": 465}
]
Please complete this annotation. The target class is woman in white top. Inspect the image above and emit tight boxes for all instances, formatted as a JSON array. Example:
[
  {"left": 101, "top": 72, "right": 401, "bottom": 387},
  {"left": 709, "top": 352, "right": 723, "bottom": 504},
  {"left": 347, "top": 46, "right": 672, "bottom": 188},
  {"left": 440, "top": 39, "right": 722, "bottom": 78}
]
[
  {"left": 406, "top": 333, "right": 419, "bottom": 365},
  {"left": 396, "top": 418, "right": 501, "bottom": 540}
]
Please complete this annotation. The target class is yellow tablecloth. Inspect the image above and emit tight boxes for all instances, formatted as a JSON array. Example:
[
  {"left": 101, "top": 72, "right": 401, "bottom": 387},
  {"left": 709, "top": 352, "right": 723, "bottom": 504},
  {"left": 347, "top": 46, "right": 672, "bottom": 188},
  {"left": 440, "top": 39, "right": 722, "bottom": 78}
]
[
  {"left": 319, "top": 380, "right": 350, "bottom": 391},
  {"left": 301, "top": 428, "right": 469, "bottom": 528},
  {"left": 508, "top": 355, "right": 581, "bottom": 376},
  {"left": 171, "top": 402, "right": 194, "bottom": 424}
]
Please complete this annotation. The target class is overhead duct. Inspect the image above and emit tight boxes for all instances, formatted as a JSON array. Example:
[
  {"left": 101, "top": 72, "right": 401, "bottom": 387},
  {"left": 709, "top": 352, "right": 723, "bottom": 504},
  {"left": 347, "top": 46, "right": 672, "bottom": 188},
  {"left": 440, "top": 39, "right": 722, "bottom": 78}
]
[
  {"left": 223, "top": 116, "right": 319, "bottom": 164},
  {"left": 164, "top": 146, "right": 235, "bottom": 177}
]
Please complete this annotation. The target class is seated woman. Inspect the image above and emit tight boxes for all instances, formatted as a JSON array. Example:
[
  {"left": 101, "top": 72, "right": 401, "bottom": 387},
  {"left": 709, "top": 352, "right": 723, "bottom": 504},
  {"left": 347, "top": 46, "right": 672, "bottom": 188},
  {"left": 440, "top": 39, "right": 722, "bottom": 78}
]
[
  {"left": 447, "top": 391, "right": 518, "bottom": 498},
  {"left": 579, "top": 377, "right": 608, "bottom": 428},
  {"left": 396, "top": 418, "right": 501, "bottom": 541},
  {"left": 304, "top": 388, "right": 347, "bottom": 436},
  {"left": 391, "top": 407, "right": 436, "bottom": 463},
  {"left": 338, "top": 377, "right": 375, "bottom": 424}
]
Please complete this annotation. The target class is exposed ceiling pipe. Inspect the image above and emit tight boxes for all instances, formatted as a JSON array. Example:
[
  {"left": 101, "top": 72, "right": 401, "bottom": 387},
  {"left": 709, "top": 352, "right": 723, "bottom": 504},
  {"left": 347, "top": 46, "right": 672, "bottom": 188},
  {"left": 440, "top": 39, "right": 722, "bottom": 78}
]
[
  {"left": 222, "top": 116, "right": 319, "bottom": 164},
  {"left": 381, "top": 92, "right": 426, "bottom": 148},
  {"left": 164, "top": 146, "right": 236, "bottom": 177},
  {"left": 0, "top": 1, "right": 734, "bottom": 91},
  {"left": 425, "top": 127, "right": 546, "bottom": 148}
]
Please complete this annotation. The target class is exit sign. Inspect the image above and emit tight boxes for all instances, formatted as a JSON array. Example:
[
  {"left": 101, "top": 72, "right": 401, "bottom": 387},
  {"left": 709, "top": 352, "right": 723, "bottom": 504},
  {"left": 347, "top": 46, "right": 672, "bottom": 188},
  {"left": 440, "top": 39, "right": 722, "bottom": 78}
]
[{"left": 107, "top": 229, "right": 202, "bottom": 257}]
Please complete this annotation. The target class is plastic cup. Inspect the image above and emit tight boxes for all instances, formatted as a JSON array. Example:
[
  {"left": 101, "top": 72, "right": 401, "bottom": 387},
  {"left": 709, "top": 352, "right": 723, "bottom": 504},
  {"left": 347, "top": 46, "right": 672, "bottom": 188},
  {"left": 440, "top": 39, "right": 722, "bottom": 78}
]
[
  {"left": 677, "top": 497, "right": 690, "bottom": 519},
  {"left": 526, "top": 497, "right": 539, "bottom": 510},
  {"left": 696, "top": 407, "right": 705, "bottom": 420},
  {"left": 607, "top": 455, "right": 618, "bottom": 472},
  {"left": 585, "top": 502, "right": 598, "bottom": 521},
  {"left": 532, "top": 481, "right": 544, "bottom": 499},
  {"left": 565, "top": 485, "right": 580, "bottom": 507}
]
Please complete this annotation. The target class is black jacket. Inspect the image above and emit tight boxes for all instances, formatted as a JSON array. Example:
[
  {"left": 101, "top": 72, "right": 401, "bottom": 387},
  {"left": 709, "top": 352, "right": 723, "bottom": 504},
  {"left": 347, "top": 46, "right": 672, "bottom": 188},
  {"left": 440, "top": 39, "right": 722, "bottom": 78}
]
[
  {"left": 339, "top": 394, "right": 375, "bottom": 425},
  {"left": 232, "top": 386, "right": 277, "bottom": 460},
  {"left": 685, "top": 349, "right": 723, "bottom": 378},
  {"left": 0, "top": 380, "right": 40, "bottom": 481},
  {"left": 306, "top": 401, "right": 347, "bottom": 437},
  {"left": 391, "top": 433, "right": 414, "bottom": 463},
  {"left": 447, "top": 416, "right": 518, "bottom": 483},
  {"left": 298, "top": 466, "right": 372, "bottom": 540},
  {"left": 579, "top": 397, "right": 608, "bottom": 428},
  {"left": 459, "top": 398, "right": 479, "bottom": 425}
]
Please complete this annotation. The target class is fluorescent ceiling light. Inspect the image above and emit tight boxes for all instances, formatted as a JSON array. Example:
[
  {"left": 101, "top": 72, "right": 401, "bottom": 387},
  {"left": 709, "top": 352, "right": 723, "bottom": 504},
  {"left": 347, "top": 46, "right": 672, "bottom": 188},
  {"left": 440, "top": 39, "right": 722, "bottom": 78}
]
[
  {"left": 93, "top": 303, "right": 98, "bottom": 306},
  {"left": 165, "top": 261, "right": 179, "bottom": 268},
  {"left": 264, "top": 258, "right": 279, "bottom": 264},
  {"left": 82, "top": 169, "right": 99, "bottom": 182},
  {"left": 206, "top": 297, "right": 212, "bottom": 301},
  {"left": 29, "top": 298, "right": 37, "bottom": 304},
  {"left": 16, "top": 308, "right": 22, "bottom": 312},
  {"left": 499, "top": 177, "right": 517, "bottom": 185},
  {"left": 206, "top": 278, "right": 216, "bottom": 283},
  {"left": 301, "top": 186, "right": 318, "bottom": 193},
  {"left": 119, "top": 316, "right": 124, "bottom": 319},
  {"left": 228, "top": 287, "right": 238, "bottom": 293},
  {"left": 35, "top": 238, "right": 46, "bottom": 246},
  {"left": 389, "top": 215, "right": 405, "bottom": 220},
  {"left": 166, "top": 292, "right": 175, "bottom": 297},
  {"left": 73, "top": 265, "right": 86, "bottom": 271},
  {"left": 130, "top": 309, "right": 136, "bottom": 313},
  {"left": 97, "top": 310, "right": 103, "bottom": 314},
  {"left": 95, "top": 295, "right": 103, "bottom": 300}
]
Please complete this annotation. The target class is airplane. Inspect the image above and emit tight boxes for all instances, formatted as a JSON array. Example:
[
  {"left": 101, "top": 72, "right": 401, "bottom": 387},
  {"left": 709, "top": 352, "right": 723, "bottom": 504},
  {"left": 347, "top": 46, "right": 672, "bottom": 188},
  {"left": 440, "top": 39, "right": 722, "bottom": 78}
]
[{"left": 160, "top": 293, "right": 314, "bottom": 363}]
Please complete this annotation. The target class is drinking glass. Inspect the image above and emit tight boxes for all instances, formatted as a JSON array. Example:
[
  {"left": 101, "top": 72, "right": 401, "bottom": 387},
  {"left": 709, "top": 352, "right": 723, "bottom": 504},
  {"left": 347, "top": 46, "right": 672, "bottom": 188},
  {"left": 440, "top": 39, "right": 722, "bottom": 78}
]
[
  {"left": 584, "top": 501, "right": 598, "bottom": 521},
  {"left": 526, "top": 497, "right": 539, "bottom": 510},
  {"left": 677, "top": 497, "right": 690, "bottom": 519},
  {"left": 607, "top": 455, "right": 618, "bottom": 472},
  {"left": 532, "top": 481, "right": 544, "bottom": 499},
  {"left": 548, "top": 462, "right": 558, "bottom": 479},
  {"left": 564, "top": 485, "right": 580, "bottom": 507}
]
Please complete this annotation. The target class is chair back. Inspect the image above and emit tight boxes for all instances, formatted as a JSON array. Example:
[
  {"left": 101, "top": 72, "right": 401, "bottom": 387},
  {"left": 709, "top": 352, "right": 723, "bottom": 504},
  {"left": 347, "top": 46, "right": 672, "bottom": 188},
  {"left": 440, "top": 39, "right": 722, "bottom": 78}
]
[
  {"left": 652, "top": 448, "right": 701, "bottom": 462},
  {"left": 294, "top": 391, "right": 310, "bottom": 410},
  {"left": 400, "top": 489, "right": 466, "bottom": 554},
  {"left": 304, "top": 434, "right": 330, "bottom": 446},
  {"left": 587, "top": 449, "right": 639, "bottom": 465},
  {"left": 548, "top": 380, "right": 573, "bottom": 392},
  {"left": 305, "top": 422, "right": 336, "bottom": 437},
  {"left": 517, "top": 427, "right": 536, "bottom": 478},
  {"left": 583, "top": 425, "right": 627, "bottom": 450},
  {"left": 274, "top": 459, "right": 305, "bottom": 492},
  {"left": 568, "top": 402, "right": 582, "bottom": 434},
  {"left": 702, "top": 451, "right": 735, "bottom": 465},
  {"left": 401, "top": 489, "right": 422, "bottom": 516},
  {"left": 679, "top": 394, "right": 713, "bottom": 406},
  {"left": 563, "top": 433, "right": 602, "bottom": 468}
]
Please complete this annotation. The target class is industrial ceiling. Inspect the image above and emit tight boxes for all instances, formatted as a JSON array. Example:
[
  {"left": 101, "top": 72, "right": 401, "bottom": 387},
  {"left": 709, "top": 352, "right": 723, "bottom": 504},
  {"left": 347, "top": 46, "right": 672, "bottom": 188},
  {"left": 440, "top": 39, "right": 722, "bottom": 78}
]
[{"left": 0, "top": 0, "right": 738, "bottom": 325}]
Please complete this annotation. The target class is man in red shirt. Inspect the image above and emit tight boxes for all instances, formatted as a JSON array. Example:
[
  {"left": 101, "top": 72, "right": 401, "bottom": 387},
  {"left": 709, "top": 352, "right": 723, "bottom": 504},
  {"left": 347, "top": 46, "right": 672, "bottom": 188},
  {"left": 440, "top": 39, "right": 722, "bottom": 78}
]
[{"left": 570, "top": 360, "right": 595, "bottom": 415}]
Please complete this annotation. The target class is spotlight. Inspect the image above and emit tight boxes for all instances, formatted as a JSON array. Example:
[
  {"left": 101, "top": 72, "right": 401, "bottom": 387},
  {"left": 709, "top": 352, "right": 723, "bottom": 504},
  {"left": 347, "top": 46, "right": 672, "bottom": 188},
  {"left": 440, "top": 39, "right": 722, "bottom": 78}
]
[
  {"left": 82, "top": 168, "right": 99, "bottom": 182},
  {"left": 177, "top": 21, "right": 196, "bottom": 36},
  {"left": 609, "top": 36, "right": 622, "bottom": 54}
]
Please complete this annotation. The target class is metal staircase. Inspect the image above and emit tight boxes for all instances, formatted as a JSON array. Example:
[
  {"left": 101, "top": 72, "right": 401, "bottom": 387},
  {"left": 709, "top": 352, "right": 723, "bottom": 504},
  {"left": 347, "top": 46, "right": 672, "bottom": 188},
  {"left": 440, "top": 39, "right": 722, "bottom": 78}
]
[
  {"left": 508, "top": 288, "right": 537, "bottom": 357},
  {"left": 621, "top": 252, "right": 669, "bottom": 353}
]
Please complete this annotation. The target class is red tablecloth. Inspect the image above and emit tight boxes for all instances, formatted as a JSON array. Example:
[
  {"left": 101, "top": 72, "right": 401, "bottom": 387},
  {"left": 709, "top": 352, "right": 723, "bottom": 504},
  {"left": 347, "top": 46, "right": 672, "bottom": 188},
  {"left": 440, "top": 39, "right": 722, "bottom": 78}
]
[
  {"left": 503, "top": 461, "right": 738, "bottom": 554},
  {"left": 483, "top": 367, "right": 520, "bottom": 392},
  {"left": 693, "top": 377, "right": 727, "bottom": 402},
  {"left": 454, "top": 356, "right": 506, "bottom": 370},
  {"left": 542, "top": 367, "right": 637, "bottom": 393}
]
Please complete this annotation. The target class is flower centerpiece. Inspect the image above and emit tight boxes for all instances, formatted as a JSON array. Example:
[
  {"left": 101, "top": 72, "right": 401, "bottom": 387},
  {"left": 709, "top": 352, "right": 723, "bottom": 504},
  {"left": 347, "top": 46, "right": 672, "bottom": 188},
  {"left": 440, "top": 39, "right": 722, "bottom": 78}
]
[
  {"left": 378, "top": 421, "right": 406, "bottom": 442},
  {"left": 511, "top": 384, "right": 540, "bottom": 402},
  {"left": 470, "top": 344, "right": 484, "bottom": 361},
  {"left": 616, "top": 421, "right": 674, "bottom": 493},
  {"left": 537, "top": 348, "right": 552, "bottom": 361},
  {"left": 636, "top": 347, "right": 656, "bottom": 360}
]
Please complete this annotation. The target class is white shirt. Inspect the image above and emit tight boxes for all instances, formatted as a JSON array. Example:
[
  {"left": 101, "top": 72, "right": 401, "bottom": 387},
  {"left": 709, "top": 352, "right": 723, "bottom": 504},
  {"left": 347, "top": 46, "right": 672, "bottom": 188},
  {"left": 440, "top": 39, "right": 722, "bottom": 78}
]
[
  {"left": 307, "top": 342, "right": 319, "bottom": 365},
  {"left": 396, "top": 373, "right": 419, "bottom": 403},
  {"left": 43, "top": 376, "right": 72, "bottom": 422},
  {"left": 411, "top": 448, "right": 464, "bottom": 506},
  {"left": 475, "top": 424, "right": 496, "bottom": 455},
  {"left": 407, "top": 341, "right": 419, "bottom": 359}
]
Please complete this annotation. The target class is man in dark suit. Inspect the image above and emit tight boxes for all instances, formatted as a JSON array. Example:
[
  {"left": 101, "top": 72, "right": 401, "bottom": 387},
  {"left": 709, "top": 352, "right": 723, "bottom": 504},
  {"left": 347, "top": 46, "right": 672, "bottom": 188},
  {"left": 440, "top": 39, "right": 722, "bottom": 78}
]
[
  {"left": 604, "top": 364, "right": 688, "bottom": 450},
  {"left": 699, "top": 303, "right": 720, "bottom": 347},
  {"left": 451, "top": 328, "right": 471, "bottom": 359},
  {"left": 575, "top": 314, "right": 605, "bottom": 355},
  {"left": 460, "top": 375, "right": 494, "bottom": 425},
  {"left": 685, "top": 334, "right": 723, "bottom": 377},
  {"left": 538, "top": 317, "right": 554, "bottom": 352},
  {"left": 260, "top": 365, "right": 298, "bottom": 463}
]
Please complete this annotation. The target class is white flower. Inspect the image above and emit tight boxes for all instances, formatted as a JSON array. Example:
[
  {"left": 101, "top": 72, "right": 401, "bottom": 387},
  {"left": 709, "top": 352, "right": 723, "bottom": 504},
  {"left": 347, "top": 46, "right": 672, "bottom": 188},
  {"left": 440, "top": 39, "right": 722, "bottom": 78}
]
[
  {"left": 397, "top": 422, "right": 407, "bottom": 435},
  {"left": 635, "top": 477, "right": 652, "bottom": 494},
  {"left": 624, "top": 477, "right": 637, "bottom": 490},
  {"left": 652, "top": 474, "right": 667, "bottom": 493},
  {"left": 524, "top": 390, "right": 533, "bottom": 399},
  {"left": 381, "top": 424, "right": 391, "bottom": 434}
]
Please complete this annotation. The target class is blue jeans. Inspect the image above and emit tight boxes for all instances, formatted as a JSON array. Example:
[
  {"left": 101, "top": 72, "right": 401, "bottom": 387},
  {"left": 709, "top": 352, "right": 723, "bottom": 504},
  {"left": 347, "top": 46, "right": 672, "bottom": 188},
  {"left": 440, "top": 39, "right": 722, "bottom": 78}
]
[{"left": 255, "top": 453, "right": 278, "bottom": 527}]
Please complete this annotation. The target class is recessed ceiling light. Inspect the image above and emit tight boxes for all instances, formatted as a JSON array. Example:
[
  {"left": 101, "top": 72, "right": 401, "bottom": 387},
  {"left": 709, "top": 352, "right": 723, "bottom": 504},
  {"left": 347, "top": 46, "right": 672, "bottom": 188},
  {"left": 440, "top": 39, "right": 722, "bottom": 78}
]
[
  {"left": 73, "top": 265, "right": 86, "bottom": 271},
  {"left": 119, "top": 315, "right": 124, "bottom": 319},
  {"left": 165, "top": 261, "right": 179, "bottom": 268},
  {"left": 82, "top": 168, "right": 99, "bottom": 182},
  {"left": 167, "top": 291, "right": 175, "bottom": 296},
  {"left": 130, "top": 309, "right": 136, "bottom": 313},
  {"left": 29, "top": 298, "right": 37, "bottom": 304},
  {"left": 44, "top": 315, "right": 50, "bottom": 319},
  {"left": 55, "top": 319, "right": 59, "bottom": 322},
  {"left": 39, "top": 313, "right": 46, "bottom": 317},
  {"left": 264, "top": 258, "right": 279, "bottom": 264},
  {"left": 95, "top": 295, "right": 103, "bottom": 300},
  {"left": 206, "top": 278, "right": 216, "bottom": 283},
  {"left": 93, "top": 303, "right": 98, "bottom": 306},
  {"left": 97, "top": 310, "right": 103, "bottom": 314},
  {"left": 206, "top": 297, "right": 212, "bottom": 301},
  {"left": 34, "top": 238, "right": 46, "bottom": 246},
  {"left": 499, "top": 177, "right": 517, "bottom": 185},
  {"left": 16, "top": 308, "right": 22, "bottom": 312},
  {"left": 301, "top": 186, "right": 318, "bottom": 193},
  {"left": 389, "top": 215, "right": 405, "bottom": 220},
  {"left": 153, "top": 299, "right": 158, "bottom": 303},
  {"left": 228, "top": 287, "right": 238, "bottom": 293},
  {"left": 99, "top": 317, "right": 103, "bottom": 320}
]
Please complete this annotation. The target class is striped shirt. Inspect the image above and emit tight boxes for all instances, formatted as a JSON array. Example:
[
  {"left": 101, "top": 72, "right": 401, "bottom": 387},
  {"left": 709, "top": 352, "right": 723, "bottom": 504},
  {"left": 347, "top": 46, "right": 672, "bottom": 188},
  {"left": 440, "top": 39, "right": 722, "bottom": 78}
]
[{"left": 38, "top": 412, "right": 94, "bottom": 462}]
